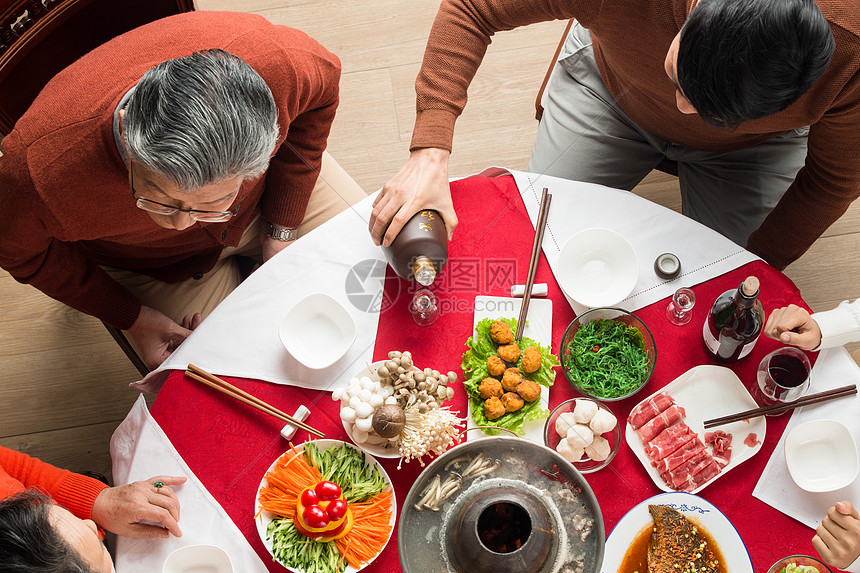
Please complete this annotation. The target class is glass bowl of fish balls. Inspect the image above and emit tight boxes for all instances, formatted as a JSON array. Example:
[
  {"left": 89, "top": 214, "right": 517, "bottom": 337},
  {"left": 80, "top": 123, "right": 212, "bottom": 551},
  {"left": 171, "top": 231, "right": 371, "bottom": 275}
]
[{"left": 543, "top": 397, "right": 621, "bottom": 473}]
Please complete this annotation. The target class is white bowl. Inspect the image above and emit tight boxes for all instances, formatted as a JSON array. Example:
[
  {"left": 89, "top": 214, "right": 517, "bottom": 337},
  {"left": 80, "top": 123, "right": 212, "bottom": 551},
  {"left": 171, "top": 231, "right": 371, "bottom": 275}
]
[
  {"left": 163, "top": 545, "right": 233, "bottom": 573},
  {"left": 785, "top": 419, "right": 859, "bottom": 492},
  {"left": 279, "top": 293, "right": 356, "bottom": 369},
  {"left": 557, "top": 229, "right": 638, "bottom": 308}
]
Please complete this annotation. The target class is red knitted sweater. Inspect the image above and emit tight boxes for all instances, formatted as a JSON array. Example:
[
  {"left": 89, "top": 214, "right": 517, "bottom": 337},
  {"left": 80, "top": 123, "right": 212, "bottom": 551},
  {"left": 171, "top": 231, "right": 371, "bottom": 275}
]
[
  {"left": 0, "top": 446, "right": 107, "bottom": 521},
  {"left": 0, "top": 11, "right": 341, "bottom": 329},
  {"left": 410, "top": 0, "right": 860, "bottom": 269}
]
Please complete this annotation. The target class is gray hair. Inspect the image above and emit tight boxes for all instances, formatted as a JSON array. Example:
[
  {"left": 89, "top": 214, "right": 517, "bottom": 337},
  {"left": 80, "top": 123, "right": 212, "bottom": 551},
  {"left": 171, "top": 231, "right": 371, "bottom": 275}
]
[{"left": 123, "top": 49, "right": 279, "bottom": 190}]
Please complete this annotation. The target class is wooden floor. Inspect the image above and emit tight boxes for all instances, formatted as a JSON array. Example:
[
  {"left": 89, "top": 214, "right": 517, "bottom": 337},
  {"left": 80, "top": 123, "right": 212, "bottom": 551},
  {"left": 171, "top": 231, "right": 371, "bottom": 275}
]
[{"left": 1, "top": 0, "right": 857, "bottom": 481}]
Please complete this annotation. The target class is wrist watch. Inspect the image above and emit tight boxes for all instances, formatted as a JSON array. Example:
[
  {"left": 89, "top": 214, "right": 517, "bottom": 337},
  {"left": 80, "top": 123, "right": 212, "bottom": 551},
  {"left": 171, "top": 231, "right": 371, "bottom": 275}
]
[{"left": 264, "top": 221, "right": 299, "bottom": 242}]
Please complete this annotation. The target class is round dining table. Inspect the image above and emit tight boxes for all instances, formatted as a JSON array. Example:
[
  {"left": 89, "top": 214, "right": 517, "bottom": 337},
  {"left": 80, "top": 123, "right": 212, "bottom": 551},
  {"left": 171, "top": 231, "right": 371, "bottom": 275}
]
[{"left": 133, "top": 171, "right": 846, "bottom": 573}]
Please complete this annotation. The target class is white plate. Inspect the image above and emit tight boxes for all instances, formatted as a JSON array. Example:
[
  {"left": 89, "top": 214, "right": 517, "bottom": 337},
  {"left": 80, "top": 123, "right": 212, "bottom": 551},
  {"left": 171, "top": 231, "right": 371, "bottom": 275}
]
[
  {"left": 602, "top": 492, "right": 752, "bottom": 573},
  {"left": 162, "top": 545, "right": 233, "bottom": 573},
  {"left": 557, "top": 228, "right": 638, "bottom": 308},
  {"left": 254, "top": 440, "right": 396, "bottom": 573},
  {"left": 785, "top": 419, "right": 859, "bottom": 492},
  {"left": 279, "top": 293, "right": 356, "bottom": 369},
  {"left": 467, "top": 296, "right": 552, "bottom": 443},
  {"left": 341, "top": 361, "right": 404, "bottom": 459},
  {"left": 625, "top": 365, "right": 766, "bottom": 494}
]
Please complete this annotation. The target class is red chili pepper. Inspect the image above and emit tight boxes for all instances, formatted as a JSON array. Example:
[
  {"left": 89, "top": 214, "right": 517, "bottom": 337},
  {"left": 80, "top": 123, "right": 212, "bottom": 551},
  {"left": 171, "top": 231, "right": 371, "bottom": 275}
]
[{"left": 592, "top": 345, "right": 600, "bottom": 352}]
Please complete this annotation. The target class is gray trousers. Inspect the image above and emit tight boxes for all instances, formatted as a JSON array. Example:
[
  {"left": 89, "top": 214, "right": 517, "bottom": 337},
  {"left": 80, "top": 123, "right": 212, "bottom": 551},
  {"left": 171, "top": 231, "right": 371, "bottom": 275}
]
[{"left": 528, "top": 23, "right": 809, "bottom": 247}]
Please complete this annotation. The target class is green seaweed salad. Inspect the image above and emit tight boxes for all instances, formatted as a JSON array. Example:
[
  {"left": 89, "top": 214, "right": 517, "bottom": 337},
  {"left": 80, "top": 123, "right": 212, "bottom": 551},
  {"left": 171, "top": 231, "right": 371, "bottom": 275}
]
[
  {"left": 564, "top": 318, "right": 650, "bottom": 399},
  {"left": 461, "top": 317, "right": 559, "bottom": 435}
]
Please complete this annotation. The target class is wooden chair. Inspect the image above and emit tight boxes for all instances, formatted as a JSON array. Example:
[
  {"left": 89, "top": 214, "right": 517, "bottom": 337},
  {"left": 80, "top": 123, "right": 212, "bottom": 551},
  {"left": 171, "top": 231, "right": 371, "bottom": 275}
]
[
  {"left": 0, "top": 0, "right": 195, "bottom": 375},
  {"left": 535, "top": 19, "right": 679, "bottom": 177}
]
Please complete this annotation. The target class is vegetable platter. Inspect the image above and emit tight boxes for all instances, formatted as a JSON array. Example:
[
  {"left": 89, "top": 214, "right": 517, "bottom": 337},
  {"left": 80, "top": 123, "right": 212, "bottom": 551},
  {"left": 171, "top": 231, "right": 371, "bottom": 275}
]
[{"left": 255, "top": 440, "right": 396, "bottom": 573}]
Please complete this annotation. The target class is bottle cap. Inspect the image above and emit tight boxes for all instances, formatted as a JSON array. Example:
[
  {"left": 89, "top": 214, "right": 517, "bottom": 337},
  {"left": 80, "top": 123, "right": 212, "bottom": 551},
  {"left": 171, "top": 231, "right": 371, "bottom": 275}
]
[{"left": 654, "top": 253, "right": 681, "bottom": 280}]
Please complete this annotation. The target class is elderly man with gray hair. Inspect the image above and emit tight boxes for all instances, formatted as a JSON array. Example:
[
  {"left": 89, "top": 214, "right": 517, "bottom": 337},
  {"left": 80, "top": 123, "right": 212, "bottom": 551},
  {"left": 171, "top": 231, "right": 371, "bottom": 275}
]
[{"left": 0, "top": 11, "right": 367, "bottom": 370}]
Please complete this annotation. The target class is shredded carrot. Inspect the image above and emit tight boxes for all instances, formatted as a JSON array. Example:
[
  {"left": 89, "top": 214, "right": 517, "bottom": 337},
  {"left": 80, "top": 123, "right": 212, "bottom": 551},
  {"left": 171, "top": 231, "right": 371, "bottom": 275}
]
[
  {"left": 258, "top": 443, "right": 322, "bottom": 520},
  {"left": 334, "top": 489, "right": 394, "bottom": 568}
]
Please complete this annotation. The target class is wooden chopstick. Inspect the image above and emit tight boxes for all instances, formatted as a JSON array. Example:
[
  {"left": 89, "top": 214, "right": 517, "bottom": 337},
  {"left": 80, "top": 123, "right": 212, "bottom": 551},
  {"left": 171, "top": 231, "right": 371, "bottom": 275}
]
[
  {"left": 516, "top": 187, "right": 552, "bottom": 341},
  {"left": 185, "top": 364, "right": 325, "bottom": 438},
  {"left": 703, "top": 384, "right": 857, "bottom": 429}
]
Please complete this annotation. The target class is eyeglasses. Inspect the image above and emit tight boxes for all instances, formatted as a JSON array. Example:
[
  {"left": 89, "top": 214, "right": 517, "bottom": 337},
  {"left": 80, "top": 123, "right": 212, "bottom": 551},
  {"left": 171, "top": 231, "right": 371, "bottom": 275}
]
[{"left": 130, "top": 162, "right": 243, "bottom": 223}]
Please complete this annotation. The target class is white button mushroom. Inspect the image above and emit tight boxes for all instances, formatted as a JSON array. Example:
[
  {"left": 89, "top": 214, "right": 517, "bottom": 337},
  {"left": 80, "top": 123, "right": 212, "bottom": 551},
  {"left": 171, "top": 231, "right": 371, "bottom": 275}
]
[
  {"left": 349, "top": 396, "right": 362, "bottom": 410},
  {"left": 332, "top": 388, "right": 344, "bottom": 401},
  {"left": 355, "top": 416, "right": 373, "bottom": 433},
  {"left": 565, "top": 424, "right": 595, "bottom": 449},
  {"left": 586, "top": 435, "right": 612, "bottom": 461},
  {"left": 358, "top": 388, "right": 373, "bottom": 402},
  {"left": 339, "top": 406, "right": 357, "bottom": 423},
  {"left": 355, "top": 402, "right": 374, "bottom": 419},
  {"left": 572, "top": 399, "right": 599, "bottom": 424},
  {"left": 589, "top": 408, "right": 618, "bottom": 435}
]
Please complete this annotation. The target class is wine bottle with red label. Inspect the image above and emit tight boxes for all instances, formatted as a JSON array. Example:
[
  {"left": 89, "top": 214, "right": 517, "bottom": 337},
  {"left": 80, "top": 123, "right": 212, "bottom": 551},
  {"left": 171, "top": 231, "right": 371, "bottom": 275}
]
[{"left": 702, "top": 276, "right": 765, "bottom": 362}]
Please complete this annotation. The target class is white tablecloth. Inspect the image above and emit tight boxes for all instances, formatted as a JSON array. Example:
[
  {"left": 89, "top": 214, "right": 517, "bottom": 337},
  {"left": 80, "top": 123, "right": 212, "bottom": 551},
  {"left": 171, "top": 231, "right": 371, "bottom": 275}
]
[
  {"left": 111, "top": 396, "right": 268, "bottom": 573},
  {"left": 134, "top": 168, "right": 759, "bottom": 393},
  {"left": 753, "top": 347, "right": 860, "bottom": 528}
]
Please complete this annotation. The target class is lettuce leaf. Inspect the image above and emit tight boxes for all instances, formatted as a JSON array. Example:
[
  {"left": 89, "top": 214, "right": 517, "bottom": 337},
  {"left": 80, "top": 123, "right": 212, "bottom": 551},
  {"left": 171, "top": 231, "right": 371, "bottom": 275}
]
[{"left": 461, "top": 317, "right": 559, "bottom": 435}]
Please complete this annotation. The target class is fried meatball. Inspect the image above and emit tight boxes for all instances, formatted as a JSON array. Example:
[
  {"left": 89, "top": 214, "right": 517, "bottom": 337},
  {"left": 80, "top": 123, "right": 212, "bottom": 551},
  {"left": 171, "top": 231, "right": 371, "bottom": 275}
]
[
  {"left": 478, "top": 377, "right": 503, "bottom": 400},
  {"left": 516, "top": 379, "right": 541, "bottom": 403},
  {"left": 497, "top": 343, "right": 521, "bottom": 364},
  {"left": 500, "top": 392, "right": 525, "bottom": 413},
  {"left": 487, "top": 355, "right": 506, "bottom": 378},
  {"left": 483, "top": 397, "right": 506, "bottom": 420},
  {"left": 489, "top": 320, "right": 515, "bottom": 345},
  {"left": 501, "top": 367, "right": 523, "bottom": 392},
  {"left": 521, "top": 346, "right": 542, "bottom": 374}
]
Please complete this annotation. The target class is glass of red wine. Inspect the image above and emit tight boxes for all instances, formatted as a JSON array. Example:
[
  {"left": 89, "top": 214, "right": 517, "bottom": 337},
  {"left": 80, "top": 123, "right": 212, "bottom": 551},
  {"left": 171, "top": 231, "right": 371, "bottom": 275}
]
[{"left": 753, "top": 347, "right": 812, "bottom": 410}]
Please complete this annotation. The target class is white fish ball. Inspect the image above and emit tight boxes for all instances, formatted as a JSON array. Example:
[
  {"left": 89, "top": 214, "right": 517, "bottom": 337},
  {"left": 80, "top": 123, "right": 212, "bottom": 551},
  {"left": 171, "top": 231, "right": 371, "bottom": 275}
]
[
  {"left": 346, "top": 383, "right": 361, "bottom": 398},
  {"left": 573, "top": 399, "right": 599, "bottom": 424},
  {"left": 358, "top": 388, "right": 373, "bottom": 402},
  {"left": 355, "top": 402, "right": 374, "bottom": 419},
  {"left": 556, "top": 438, "right": 584, "bottom": 463},
  {"left": 555, "top": 412, "right": 579, "bottom": 438},
  {"left": 589, "top": 409, "right": 618, "bottom": 435},
  {"left": 349, "top": 396, "right": 362, "bottom": 410},
  {"left": 353, "top": 429, "right": 368, "bottom": 444},
  {"left": 565, "top": 424, "right": 595, "bottom": 449},
  {"left": 340, "top": 406, "right": 357, "bottom": 423},
  {"left": 369, "top": 394, "right": 384, "bottom": 408},
  {"left": 355, "top": 416, "right": 373, "bottom": 432},
  {"left": 586, "top": 436, "right": 612, "bottom": 461}
]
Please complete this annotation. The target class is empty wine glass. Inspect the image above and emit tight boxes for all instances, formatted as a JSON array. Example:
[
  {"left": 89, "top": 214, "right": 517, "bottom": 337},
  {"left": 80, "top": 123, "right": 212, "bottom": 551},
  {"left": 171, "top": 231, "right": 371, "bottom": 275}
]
[
  {"left": 411, "top": 288, "right": 439, "bottom": 326},
  {"left": 666, "top": 287, "right": 695, "bottom": 326}
]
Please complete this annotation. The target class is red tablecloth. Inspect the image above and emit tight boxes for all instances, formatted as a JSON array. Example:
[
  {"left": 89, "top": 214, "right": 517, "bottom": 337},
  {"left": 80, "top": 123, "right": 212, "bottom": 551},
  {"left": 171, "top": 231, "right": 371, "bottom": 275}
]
[{"left": 151, "top": 174, "right": 828, "bottom": 572}]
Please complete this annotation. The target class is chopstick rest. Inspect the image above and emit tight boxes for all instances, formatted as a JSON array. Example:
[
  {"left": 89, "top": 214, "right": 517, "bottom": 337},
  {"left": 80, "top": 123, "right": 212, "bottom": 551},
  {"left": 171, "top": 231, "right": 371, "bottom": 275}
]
[
  {"left": 511, "top": 283, "right": 548, "bottom": 298},
  {"left": 280, "top": 405, "right": 311, "bottom": 440}
]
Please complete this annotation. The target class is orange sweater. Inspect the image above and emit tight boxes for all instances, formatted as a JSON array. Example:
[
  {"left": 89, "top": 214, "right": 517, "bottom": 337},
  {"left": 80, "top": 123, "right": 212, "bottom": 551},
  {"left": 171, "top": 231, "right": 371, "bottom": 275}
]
[
  {"left": 0, "top": 446, "right": 107, "bottom": 521},
  {"left": 0, "top": 11, "right": 341, "bottom": 329},
  {"left": 411, "top": 0, "right": 860, "bottom": 269}
]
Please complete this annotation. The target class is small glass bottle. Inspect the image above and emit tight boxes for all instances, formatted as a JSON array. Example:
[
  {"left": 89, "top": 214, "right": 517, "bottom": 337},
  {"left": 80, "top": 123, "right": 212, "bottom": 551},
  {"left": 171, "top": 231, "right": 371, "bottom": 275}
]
[
  {"left": 382, "top": 210, "right": 448, "bottom": 286},
  {"left": 702, "top": 276, "right": 765, "bottom": 362}
]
